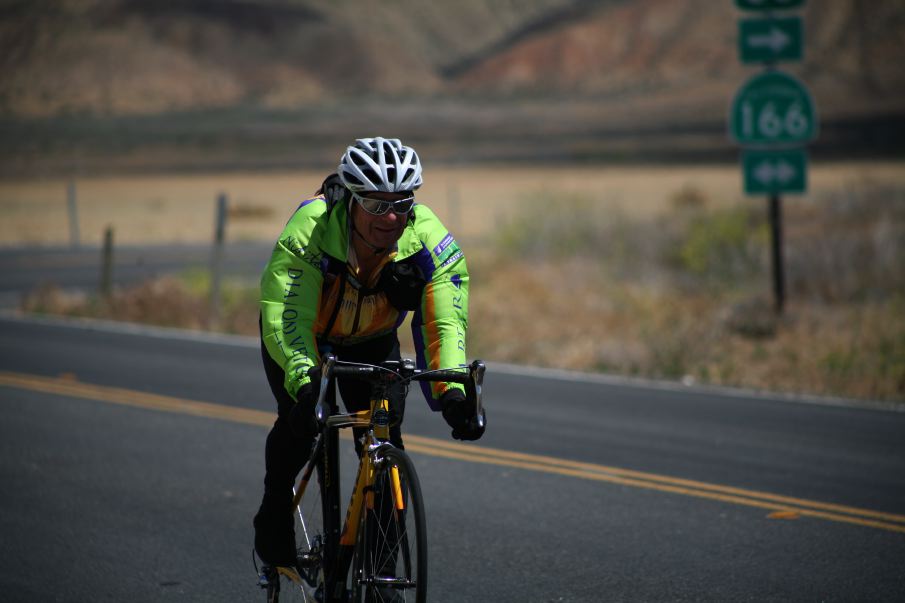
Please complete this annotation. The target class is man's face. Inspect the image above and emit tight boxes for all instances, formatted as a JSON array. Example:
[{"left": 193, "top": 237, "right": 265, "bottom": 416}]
[{"left": 351, "top": 191, "right": 412, "bottom": 250}]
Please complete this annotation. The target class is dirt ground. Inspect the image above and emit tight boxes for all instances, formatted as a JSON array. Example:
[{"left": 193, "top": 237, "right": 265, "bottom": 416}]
[{"left": 2, "top": 162, "right": 903, "bottom": 247}]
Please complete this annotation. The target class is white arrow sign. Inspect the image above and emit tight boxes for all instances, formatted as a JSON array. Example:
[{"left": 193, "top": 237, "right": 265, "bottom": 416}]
[
  {"left": 754, "top": 160, "right": 797, "bottom": 185},
  {"left": 743, "top": 150, "right": 807, "bottom": 195},
  {"left": 748, "top": 27, "right": 791, "bottom": 53}
]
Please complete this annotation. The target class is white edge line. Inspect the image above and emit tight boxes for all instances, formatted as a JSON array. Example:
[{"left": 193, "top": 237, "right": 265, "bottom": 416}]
[
  {"left": 0, "top": 309, "right": 258, "bottom": 348},
  {"left": 483, "top": 359, "right": 905, "bottom": 413},
  {"left": 2, "top": 309, "right": 903, "bottom": 413}
]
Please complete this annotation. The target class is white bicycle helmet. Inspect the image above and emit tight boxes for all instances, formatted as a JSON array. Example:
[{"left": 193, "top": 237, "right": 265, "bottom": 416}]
[{"left": 338, "top": 137, "right": 423, "bottom": 193}]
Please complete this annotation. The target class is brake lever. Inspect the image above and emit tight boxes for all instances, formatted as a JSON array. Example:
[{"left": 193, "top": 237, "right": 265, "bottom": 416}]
[
  {"left": 314, "top": 354, "right": 336, "bottom": 424},
  {"left": 470, "top": 359, "right": 486, "bottom": 429}
]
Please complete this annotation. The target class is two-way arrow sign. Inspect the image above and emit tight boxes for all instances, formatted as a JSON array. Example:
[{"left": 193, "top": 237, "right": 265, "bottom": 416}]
[
  {"left": 754, "top": 159, "right": 797, "bottom": 185},
  {"left": 743, "top": 149, "right": 807, "bottom": 194}
]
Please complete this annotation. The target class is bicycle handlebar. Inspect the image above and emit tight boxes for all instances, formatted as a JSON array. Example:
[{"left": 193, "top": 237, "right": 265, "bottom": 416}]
[{"left": 312, "top": 355, "right": 486, "bottom": 429}]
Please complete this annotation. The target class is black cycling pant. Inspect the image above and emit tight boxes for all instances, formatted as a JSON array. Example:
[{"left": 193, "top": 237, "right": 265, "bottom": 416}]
[{"left": 254, "top": 330, "right": 406, "bottom": 564}]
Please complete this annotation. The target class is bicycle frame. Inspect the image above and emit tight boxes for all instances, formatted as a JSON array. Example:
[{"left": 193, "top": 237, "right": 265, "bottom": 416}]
[
  {"left": 283, "top": 354, "right": 485, "bottom": 602},
  {"left": 292, "top": 380, "right": 403, "bottom": 601}
]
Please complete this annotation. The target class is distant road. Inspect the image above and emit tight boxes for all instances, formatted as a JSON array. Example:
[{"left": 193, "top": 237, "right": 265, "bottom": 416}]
[
  {"left": 0, "top": 242, "right": 272, "bottom": 308},
  {"left": 1, "top": 314, "right": 904, "bottom": 601}
]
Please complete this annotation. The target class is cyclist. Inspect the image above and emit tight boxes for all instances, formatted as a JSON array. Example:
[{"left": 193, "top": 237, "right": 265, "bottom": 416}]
[{"left": 254, "top": 137, "right": 486, "bottom": 567}]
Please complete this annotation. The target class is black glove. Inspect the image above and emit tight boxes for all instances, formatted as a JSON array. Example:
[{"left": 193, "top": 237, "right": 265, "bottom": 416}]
[
  {"left": 289, "top": 383, "right": 318, "bottom": 441},
  {"left": 441, "top": 389, "right": 485, "bottom": 441}
]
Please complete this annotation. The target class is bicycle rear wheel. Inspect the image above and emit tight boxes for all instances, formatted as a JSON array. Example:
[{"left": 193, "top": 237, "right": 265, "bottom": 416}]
[{"left": 352, "top": 446, "right": 427, "bottom": 603}]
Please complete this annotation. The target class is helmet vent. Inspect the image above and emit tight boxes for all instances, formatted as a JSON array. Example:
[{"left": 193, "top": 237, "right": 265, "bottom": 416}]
[
  {"left": 343, "top": 172, "right": 363, "bottom": 187},
  {"left": 361, "top": 168, "right": 379, "bottom": 184}
]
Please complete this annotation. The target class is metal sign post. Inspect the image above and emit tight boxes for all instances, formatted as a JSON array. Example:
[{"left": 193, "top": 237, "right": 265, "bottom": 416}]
[{"left": 768, "top": 193, "right": 786, "bottom": 313}]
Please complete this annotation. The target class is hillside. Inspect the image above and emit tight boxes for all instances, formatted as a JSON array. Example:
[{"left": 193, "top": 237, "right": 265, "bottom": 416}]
[
  {"left": 1, "top": 0, "right": 903, "bottom": 173},
  {"left": 0, "top": 0, "right": 576, "bottom": 115}
]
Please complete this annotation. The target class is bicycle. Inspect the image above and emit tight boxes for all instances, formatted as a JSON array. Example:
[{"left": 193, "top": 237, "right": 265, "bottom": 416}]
[{"left": 256, "top": 353, "right": 486, "bottom": 602}]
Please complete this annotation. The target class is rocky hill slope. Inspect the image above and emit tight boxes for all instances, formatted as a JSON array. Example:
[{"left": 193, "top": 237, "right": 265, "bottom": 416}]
[{"left": 1, "top": 0, "right": 903, "bottom": 171}]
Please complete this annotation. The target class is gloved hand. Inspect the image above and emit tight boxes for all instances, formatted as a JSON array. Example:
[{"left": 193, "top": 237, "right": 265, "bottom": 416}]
[
  {"left": 441, "top": 389, "right": 485, "bottom": 441},
  {"left": 289, "top": 383, "right": 318, "bottom": 440}
]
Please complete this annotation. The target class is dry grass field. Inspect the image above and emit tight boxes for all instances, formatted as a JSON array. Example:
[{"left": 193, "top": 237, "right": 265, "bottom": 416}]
[
  {"left": 7, "top": 161, "right": 905, "bottom": 402},
  {"left": 1, "top": 162, "right": 903, "bottom": 247}
]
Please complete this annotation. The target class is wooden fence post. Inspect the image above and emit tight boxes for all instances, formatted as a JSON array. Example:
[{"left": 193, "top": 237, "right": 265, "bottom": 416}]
[
  {"left": 68, "top": 180, "right": 80, "bottom": 249},
  {"left": 100, "top": 226, "right": 113, "bottom": 299},
  {"left": 208, "top": 193, "right": 228, "bottom": 330}
]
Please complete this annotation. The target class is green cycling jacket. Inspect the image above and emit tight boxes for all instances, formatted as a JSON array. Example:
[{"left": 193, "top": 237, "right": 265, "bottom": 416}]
[{"left": 260, "top": 195, "right": 469, "bottom": 410}]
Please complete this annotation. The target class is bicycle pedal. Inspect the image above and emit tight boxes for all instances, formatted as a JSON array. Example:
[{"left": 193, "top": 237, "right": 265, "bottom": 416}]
[{"left": 297, "top": 551, "right": 321, "bottom": 569}]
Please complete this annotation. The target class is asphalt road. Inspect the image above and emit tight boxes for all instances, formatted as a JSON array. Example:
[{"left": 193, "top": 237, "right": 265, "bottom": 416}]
[
  {"left": 0, "top": 242, "right": 272, "bottom": 308},
  {"left": 1, "top": 314, "right": 904, "bottom": 602}
]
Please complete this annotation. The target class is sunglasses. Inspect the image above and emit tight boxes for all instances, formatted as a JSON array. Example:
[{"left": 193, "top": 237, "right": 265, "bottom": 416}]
[{"left": 352, "top": 192, "right": 416, "bottom": 216}]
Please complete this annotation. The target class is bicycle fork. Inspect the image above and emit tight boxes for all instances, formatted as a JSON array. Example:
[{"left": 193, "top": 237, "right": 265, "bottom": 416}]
[{"left": 338, "top": 398, "right": 404, "bottom": 547}]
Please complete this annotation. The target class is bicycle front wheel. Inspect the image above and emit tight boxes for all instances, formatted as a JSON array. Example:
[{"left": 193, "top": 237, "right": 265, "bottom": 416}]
[{"left": 352, "top": 446, "right": 427, "bottom": 603}]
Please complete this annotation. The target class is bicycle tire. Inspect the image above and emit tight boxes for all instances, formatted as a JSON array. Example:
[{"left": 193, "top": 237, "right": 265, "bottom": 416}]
[{"left": 351, "top": 446, "right": 427, "bottom": 603}]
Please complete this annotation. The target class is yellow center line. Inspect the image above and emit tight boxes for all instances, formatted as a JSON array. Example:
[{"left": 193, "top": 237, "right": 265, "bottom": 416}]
[
  {"left": 0, "top": 370, "right": 274, "bottom": 427},
  {"left": 2, "top": 370, "right": 904, "bottom": 534},
  {"left": 401, "top": 442, "right": 905, "bottom": 534},
  {"left": 403, "top": 435, "right": 905, "bottom": 525}
]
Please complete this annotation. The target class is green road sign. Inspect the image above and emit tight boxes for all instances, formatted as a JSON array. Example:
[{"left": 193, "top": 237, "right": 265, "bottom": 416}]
[
  {"left": 735, "top": 0, "right": 804, "bottom": 10},
  {"left": 730, "top": 71, "right": 817, "bottom": 145},
  {"left": 743, "top": 149, "right": 807, "bottom": 194},
  {"left": 739, "top": 17, "right": 803, "bottom": 63}
]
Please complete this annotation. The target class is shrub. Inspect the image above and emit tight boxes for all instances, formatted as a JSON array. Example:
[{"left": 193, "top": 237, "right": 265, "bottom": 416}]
[
  {"left": 675, "top": 204, "right": 768, "bottom": 289},
  {"left": 784, "top": 182, "right": 905, "bottom": 303},
  {"left": 495, "top": 193, "right": 608, "bottom": 259}
]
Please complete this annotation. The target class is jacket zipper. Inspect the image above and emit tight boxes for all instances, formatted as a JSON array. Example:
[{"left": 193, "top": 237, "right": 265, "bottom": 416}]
[
  {"left": 348, "top": 258, "right": 385, "bottom": 338},
  {"left": 350, "top": 288, "right": 364, "bottom": 336}
]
